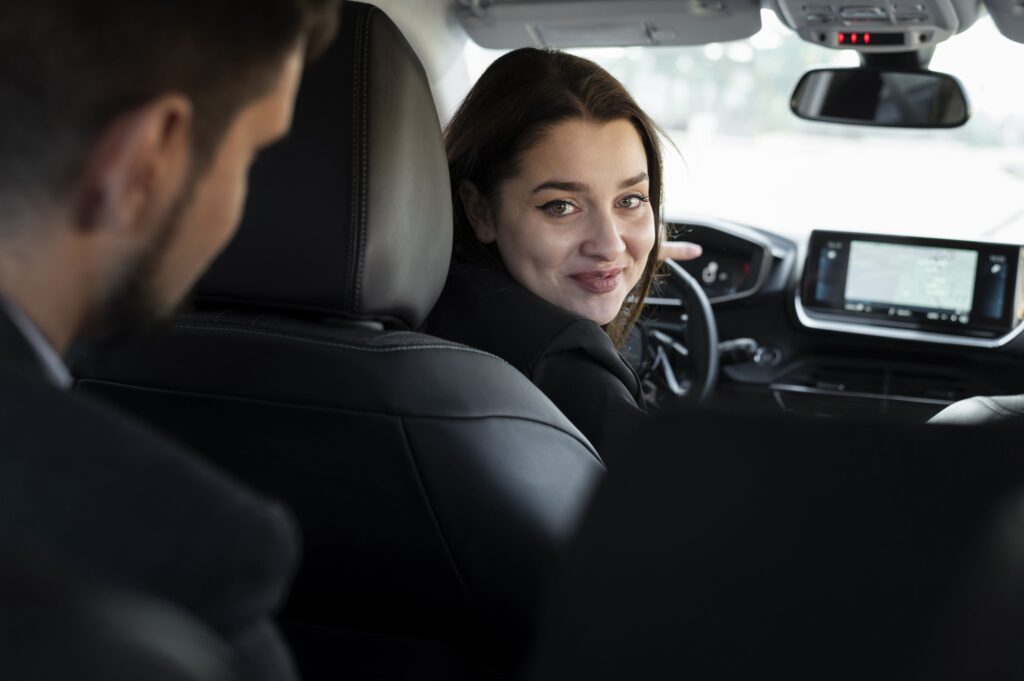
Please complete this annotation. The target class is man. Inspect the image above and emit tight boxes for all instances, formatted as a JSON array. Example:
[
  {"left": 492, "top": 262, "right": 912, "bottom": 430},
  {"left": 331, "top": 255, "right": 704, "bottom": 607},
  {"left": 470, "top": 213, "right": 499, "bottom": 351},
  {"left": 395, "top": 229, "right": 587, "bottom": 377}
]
[{"left": 0, "top": 2, "right": 339, "bottom": 679}]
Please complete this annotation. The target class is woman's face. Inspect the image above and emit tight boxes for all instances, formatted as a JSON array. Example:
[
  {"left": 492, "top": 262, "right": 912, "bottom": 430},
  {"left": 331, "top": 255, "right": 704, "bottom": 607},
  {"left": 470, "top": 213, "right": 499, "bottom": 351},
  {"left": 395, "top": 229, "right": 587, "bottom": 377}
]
[{"left": 469, "top": 118, "right": 656, "bottom": 325}]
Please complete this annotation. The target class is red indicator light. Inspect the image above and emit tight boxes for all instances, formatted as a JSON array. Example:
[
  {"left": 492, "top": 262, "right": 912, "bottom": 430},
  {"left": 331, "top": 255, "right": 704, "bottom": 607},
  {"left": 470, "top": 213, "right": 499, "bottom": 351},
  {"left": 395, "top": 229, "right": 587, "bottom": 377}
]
[
  {"left": 864, "top": 33, "right": 871, "bottom": 44},
  {"left": 851, "top": 33, "right": 858, "bottom": 43},
  {"left": 838, "top": 32, "right": 845, "bottom": 43}
]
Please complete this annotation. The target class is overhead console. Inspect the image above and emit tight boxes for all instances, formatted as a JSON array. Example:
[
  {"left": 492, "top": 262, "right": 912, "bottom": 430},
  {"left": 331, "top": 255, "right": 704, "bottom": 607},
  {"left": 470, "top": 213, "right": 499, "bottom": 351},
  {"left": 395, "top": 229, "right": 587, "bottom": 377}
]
[
  {"left": 797, "top": 230, "right": 1024, "bottom": 347},
  {"left": 771, "top": 0, "right": 979, "bottom": 51}
]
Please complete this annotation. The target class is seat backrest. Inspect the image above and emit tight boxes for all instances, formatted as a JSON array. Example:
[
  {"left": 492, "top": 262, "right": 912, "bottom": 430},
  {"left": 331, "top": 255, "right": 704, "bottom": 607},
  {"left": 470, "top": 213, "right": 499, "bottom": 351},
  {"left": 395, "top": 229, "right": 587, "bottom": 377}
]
[
  {"left": 73, "top": 2, "right": 604, "bottom": 674},
  {"left": 523, "top": 408, "right": 1024, "bottom": 680}
]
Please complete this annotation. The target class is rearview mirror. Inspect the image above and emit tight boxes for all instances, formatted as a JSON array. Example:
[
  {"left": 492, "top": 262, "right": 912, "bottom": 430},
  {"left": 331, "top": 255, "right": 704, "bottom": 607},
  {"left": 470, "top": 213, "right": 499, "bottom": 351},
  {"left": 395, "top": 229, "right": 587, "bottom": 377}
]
[{"left": 791, "top": 68, "right": 969, "bottom": 128}]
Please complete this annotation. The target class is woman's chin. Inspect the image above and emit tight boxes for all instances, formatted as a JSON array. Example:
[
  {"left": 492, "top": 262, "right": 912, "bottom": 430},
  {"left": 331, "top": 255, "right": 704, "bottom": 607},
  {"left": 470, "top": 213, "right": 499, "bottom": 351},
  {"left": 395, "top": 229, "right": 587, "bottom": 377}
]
[
  {"left": 565, "top": 297, "right": 624, "bottom": 326},
  {"left": 531, "top": 281, "right": 626, "bottom": 325}
]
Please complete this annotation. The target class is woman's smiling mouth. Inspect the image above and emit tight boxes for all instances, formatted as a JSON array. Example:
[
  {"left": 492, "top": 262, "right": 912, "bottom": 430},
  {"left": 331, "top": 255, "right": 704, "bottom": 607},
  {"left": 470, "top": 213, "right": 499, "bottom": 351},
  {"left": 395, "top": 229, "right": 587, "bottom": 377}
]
[{"left": 568, "top": 268, "right": 625, "bottom": 294}]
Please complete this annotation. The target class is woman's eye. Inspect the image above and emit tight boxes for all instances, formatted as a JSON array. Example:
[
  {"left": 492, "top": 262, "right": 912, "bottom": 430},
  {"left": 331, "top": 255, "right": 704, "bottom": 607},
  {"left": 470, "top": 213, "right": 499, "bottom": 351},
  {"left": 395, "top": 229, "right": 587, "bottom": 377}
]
[
  {"left": 540, "top": 199, "right": 579, "bottom": 217},
  {"left": 618, "top": 194, "right": 650, "bottom": 209}
]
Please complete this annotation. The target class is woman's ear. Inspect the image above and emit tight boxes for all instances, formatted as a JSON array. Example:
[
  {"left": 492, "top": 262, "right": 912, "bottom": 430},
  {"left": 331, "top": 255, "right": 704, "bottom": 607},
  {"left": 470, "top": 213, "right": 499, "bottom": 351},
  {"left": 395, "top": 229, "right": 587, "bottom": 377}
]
[{"left": 460, "top": 181, "right": 497, "bottom": 244}]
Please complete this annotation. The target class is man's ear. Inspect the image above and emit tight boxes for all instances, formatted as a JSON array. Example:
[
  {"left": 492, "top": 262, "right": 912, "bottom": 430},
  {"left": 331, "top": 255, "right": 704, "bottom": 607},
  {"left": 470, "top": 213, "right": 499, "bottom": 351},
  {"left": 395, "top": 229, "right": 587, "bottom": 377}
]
[
  {"left": 459, "top": 181, "right": 497, "bottom": 244},
  {"left": 74, "top": 95, "right": 193, "bottom": 236}
]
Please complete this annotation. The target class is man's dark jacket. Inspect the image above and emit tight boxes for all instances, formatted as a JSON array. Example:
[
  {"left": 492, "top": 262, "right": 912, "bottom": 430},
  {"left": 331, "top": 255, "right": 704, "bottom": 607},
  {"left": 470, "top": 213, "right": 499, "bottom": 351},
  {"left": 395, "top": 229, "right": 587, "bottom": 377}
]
[{"left": 0, "top": 306, "right": 301, "bottom": 681}]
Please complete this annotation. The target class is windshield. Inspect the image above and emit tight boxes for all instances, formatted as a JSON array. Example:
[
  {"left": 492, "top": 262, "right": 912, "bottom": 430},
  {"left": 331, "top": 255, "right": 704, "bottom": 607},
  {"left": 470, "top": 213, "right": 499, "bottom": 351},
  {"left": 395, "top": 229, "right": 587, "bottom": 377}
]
[{"left": 461, "top": 11, "right": 1024, "bottom": 244}]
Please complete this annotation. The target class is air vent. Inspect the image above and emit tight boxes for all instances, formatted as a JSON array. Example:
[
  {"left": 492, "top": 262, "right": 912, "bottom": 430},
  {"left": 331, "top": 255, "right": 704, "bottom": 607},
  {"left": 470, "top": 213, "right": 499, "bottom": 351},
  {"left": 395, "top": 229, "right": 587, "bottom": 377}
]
[
  {"left": 888, "top": 371, "right": 972, "bottom": 403},
  {"left": 770, "top": 362, "right": 972, "bottom": 421},
  {"left": 783, "top": 365, "right": 886, "bottom": 395},
  {"left": 774, "top": 364, "right": 970, "bottom": 403}
]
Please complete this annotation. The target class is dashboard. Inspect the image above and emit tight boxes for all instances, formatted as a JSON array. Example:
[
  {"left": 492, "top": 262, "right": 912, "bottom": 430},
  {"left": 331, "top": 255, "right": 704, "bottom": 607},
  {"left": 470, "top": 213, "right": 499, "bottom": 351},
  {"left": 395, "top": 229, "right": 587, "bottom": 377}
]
[{"left": 649, "top": 218, "right": 1024, "bottom": 422}]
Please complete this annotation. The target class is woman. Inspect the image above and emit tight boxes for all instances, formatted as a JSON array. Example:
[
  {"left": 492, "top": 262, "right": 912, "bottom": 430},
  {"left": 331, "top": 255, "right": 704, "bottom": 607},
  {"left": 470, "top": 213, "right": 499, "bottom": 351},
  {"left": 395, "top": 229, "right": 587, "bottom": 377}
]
[{"left": 427, "top": 48, "right": 674, "bottom": 457}]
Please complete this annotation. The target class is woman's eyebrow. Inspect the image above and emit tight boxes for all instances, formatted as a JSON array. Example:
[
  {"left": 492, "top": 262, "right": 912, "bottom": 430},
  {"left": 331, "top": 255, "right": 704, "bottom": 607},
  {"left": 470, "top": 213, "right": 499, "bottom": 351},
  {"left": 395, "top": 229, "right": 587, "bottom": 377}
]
[
  {"left": 619, "top": 171, "right": 648, "bottom": 188},
  {"left": 531, "top": 180, "right": 588, "bottom": 194},
  {"left": 531, "top": 172, "right": 648, "bottom": 194}
]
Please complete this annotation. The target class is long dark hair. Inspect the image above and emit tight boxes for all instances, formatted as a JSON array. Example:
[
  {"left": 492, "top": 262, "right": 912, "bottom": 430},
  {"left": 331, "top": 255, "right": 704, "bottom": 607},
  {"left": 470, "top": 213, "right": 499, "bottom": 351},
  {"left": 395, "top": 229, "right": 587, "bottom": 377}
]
[{"left": 445, "top": 47, "right": 664, "bottom": 348}]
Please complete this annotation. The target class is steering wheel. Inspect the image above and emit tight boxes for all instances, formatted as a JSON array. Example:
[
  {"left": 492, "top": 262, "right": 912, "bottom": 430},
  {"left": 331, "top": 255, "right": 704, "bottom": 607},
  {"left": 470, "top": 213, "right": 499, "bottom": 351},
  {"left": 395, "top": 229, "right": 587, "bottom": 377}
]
[{"left": 634, "top": 258, "right": 719, "bottom": 404}]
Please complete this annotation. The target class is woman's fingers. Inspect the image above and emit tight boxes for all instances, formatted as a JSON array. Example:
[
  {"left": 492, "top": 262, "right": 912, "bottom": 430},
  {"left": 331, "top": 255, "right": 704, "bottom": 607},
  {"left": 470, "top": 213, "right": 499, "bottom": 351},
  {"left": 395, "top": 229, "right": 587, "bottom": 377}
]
[{"left": 659, "top": 241, "right": 703, "bottom": 262}]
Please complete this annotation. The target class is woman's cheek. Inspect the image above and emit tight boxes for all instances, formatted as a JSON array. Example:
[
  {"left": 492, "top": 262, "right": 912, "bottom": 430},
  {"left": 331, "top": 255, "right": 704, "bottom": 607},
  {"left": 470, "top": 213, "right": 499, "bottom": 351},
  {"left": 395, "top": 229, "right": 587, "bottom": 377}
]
[{"left": 515, "top": 219, "right": 565, "bottom": 271}]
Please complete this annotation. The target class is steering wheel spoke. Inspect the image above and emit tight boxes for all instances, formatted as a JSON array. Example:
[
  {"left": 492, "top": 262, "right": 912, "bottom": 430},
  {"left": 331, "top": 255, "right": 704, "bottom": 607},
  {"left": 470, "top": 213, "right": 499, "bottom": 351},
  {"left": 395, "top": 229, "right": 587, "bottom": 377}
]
[{"left": 634, "top": 259, "right": 720, "bottom": 405}]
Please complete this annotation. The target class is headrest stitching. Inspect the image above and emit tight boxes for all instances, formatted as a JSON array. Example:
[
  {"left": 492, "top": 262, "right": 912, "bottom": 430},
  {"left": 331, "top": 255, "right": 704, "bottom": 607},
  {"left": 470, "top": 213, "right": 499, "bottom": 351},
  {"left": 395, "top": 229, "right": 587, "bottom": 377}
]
[
  {"left": 77, "top": 376, "right": 602, "bottom": 459},
  {"left": 192, "top": 293, "right": 404, "bottom": 325},
  {"left": 173, "top": 323, "right": 504, "bottom": 359},
  {"left": 352, "top": 7, "right": 375, "bottom": 315},
  {"left": 344, "top": 8, "right": 368, "bottom": 312}
]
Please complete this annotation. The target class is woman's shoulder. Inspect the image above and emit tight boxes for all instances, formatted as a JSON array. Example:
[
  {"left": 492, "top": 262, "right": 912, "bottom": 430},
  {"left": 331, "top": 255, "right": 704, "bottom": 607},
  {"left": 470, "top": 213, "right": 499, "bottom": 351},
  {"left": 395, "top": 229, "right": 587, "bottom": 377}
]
[{"left": 427, "top": 261, "right": 613, "bottom": 374}]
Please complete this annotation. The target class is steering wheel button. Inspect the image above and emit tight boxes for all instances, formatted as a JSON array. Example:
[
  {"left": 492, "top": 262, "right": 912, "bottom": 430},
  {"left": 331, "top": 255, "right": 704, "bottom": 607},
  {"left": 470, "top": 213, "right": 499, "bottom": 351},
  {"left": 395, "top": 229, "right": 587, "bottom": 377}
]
[{"left": 753, "top": 346, "right": 782, "bottom": 367}]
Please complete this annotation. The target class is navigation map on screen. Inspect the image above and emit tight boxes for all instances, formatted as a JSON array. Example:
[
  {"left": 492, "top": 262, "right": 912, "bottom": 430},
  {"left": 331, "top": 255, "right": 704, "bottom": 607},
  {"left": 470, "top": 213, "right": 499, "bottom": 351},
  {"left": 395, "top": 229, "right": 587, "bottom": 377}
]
[{"left": 844, "top": 240, "right": 978, "bottom": 312}]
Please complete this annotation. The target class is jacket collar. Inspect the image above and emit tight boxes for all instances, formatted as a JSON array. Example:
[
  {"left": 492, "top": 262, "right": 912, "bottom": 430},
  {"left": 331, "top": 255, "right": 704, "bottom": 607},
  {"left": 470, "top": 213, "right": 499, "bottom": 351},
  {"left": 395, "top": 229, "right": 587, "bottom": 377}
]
[{"left": 0, "top": 300, "right": 72, "bottom": 389}]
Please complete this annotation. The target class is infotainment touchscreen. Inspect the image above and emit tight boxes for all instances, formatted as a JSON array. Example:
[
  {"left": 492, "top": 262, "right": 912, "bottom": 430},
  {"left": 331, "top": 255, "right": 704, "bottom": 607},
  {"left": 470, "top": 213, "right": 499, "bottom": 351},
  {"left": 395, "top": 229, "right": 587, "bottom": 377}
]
[
  {"left": 801, "top": 231, "right": 1022, "bottom": 338},
  {"left": 845, "top": 241, "right": 978, "bottom": 315}
]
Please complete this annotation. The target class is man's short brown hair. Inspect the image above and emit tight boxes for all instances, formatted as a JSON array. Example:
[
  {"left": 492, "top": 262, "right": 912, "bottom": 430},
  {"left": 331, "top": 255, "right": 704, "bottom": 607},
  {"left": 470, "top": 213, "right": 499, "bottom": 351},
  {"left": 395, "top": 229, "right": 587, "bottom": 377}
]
[{"left": 0, "top": 0, "right": 339, "bottom": 226}]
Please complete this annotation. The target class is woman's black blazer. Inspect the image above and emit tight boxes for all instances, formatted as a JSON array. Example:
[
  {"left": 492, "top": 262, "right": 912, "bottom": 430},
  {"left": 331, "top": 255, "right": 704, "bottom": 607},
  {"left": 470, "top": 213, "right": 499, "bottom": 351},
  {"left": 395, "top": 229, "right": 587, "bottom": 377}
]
[{"left": 427, "top": 261, "right": 645, "bottom": 458}]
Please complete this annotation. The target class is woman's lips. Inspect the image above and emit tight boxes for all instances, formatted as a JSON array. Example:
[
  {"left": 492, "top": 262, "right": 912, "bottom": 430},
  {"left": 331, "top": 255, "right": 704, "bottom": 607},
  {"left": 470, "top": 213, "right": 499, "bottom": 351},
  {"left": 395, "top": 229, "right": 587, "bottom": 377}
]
[{"left": 568, "top": 268, "right": 624, "bottom": 294}]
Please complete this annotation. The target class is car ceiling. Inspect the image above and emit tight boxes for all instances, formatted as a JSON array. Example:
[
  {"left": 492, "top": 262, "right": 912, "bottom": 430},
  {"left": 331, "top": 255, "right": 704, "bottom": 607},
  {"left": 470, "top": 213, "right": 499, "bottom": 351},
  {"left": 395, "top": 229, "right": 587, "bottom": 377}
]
[
  {"left": 444, "top": 0, "right": 1024, "bottom": 49},
  {"left": 373, "top": 0, "right": 1023, "bottom": 122},
  {"left": 456, "top": 0, "right": 763, "bottom": 47}
]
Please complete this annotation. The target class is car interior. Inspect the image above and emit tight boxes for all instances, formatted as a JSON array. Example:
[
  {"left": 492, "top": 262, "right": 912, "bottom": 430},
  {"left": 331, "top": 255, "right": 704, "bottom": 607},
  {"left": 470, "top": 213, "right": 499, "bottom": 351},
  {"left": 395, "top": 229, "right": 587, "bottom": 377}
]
[
  {"left": 73, "top": 3, "right": 602, "bottom": 678},
  {"left": 523, "top": 408, "right": 1024, "bottom": 680},
  {"left": 58, "top": 0, "right": 1024, "bottom": 678}
]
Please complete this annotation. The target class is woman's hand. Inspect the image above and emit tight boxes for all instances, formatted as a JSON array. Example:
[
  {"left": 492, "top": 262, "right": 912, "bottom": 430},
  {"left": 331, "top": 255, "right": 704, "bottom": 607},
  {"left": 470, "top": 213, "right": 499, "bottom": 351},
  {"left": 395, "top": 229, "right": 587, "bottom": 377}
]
[{"left": 658, "top": 241, "right": 703, "bottom": 262}]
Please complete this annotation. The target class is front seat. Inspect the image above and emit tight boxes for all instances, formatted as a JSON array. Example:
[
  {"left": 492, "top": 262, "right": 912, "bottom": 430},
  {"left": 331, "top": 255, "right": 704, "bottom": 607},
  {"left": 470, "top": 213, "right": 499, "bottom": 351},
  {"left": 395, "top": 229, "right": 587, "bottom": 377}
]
[
  {"left": 929, "top": 394, "right": 1024, "bottom": 425},
  {"left": 73, "top": 2, "right": 603, "bottom": 678}
]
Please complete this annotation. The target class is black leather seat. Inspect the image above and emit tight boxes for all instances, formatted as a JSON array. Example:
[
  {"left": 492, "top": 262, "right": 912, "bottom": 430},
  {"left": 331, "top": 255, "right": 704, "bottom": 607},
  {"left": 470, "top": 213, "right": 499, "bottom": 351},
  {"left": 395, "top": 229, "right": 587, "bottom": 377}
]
[
  {"left": 929, "top": 394, "right": 1024, "bottom": 425},
  {"left": 73, "top": 2, "right": 603, "bottom": 677},
  {"left": 523, "top": 408, "right": 1024, "bottom": 680}
]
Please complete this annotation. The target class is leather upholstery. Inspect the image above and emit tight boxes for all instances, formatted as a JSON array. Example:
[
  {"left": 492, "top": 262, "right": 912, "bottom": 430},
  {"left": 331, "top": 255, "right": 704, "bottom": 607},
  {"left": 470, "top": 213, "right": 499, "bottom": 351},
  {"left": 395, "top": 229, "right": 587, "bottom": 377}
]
[
  {"left": 194, "top": 1, "right": 451, "bottom": 329},
  {"left": 76, "top": 313, "right": 601, "bottom": 660},
  {"left": 929, "top": 394, "right": 1024, "bottom": 425},
  {"left": 73, "top": 2, "right": 604, "bottom": 674},
  {"left": 524, "top": 408, "right": 1024, "bottom": 680}
]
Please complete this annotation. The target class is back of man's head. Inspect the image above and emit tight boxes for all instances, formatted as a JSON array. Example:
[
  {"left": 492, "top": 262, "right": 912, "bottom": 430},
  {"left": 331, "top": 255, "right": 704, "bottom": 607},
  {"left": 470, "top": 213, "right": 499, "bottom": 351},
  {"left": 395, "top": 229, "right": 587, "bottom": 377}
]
[{"left": 0, "top": 0, "right": 339, "bottom": 232}]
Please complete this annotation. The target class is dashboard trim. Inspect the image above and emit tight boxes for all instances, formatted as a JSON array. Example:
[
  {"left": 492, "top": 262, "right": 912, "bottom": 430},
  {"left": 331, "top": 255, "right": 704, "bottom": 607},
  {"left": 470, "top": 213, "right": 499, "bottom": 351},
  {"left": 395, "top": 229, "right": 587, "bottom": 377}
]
[
  {"left": 794, "top": 292, "right": 1024, "bottom": 349},
  {"left": 770, "top": 382, "right": 956, "bottom": 406}
]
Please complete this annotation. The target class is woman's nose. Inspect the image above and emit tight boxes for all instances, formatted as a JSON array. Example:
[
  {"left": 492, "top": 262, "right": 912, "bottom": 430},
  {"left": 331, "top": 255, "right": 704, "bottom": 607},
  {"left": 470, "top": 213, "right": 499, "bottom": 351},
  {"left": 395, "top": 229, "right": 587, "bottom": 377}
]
[{"left": 580, "top": 210, "right": 627, "bottom": 261}]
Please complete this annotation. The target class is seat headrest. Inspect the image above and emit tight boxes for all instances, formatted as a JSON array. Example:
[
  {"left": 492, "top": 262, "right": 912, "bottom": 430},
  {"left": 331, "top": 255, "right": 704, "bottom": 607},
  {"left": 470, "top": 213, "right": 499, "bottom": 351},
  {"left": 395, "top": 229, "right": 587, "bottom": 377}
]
[{"left": 193, "top": 2, "right": 452, "bottom": 329}]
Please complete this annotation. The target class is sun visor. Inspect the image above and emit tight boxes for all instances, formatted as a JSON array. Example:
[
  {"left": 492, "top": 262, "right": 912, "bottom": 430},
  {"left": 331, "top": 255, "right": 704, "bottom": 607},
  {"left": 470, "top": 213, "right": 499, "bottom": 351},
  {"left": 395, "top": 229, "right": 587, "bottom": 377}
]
[
  {"left": 983, "top": 0, "right": 1024, "bottom": 42},
  {"left": 456, "top": 0, "right": 762, "bottom": 49}
]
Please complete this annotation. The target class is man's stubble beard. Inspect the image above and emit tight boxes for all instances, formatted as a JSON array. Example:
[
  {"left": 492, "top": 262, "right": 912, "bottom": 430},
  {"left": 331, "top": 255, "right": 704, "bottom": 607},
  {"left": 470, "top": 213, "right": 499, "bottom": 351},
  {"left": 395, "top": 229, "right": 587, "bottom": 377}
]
[{"left": 77, "top": 168, "right": 201, "bottom": 350}]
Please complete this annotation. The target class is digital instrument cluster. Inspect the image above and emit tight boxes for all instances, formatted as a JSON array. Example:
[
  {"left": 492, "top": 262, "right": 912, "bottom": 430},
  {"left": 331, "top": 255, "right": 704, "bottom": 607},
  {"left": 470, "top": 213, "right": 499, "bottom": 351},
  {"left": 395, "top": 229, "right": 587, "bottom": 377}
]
[{"left": 667, "top": 222, "right": 773, "bottom": 303}]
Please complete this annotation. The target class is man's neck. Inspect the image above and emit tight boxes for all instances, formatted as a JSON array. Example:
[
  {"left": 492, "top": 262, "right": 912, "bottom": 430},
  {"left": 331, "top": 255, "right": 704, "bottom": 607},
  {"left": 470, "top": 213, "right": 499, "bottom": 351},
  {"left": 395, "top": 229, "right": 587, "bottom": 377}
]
[{"left": 0, "top": 233, "right": 93, "bottom": 357}]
